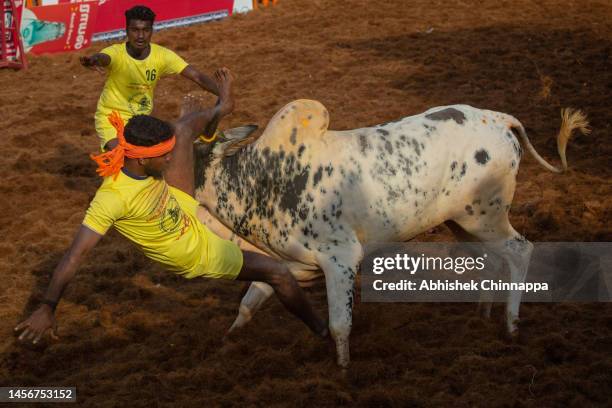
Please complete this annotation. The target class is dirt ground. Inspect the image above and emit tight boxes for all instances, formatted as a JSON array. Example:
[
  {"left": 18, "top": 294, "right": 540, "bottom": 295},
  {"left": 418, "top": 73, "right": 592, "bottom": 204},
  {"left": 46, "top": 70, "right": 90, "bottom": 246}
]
[{"left": 1, "top": 0, "right": 611, "bottom": 406}]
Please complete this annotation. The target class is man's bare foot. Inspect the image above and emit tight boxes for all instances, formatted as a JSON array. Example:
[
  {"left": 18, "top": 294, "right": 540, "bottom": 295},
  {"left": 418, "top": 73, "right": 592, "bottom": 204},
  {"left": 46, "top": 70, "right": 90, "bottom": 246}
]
[{"left": 215, "top": 67, "right": 234, "bottom": 117}]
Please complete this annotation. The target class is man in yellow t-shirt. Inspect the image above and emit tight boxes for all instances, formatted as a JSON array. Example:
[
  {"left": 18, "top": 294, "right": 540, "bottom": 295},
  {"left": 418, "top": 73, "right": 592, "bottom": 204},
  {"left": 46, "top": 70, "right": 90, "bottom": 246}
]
[
  {"left": 15, "top": 69, "right": 328, "bottom": 345},
  {"left": 80, "top": 5, "right": 220, "bottom": 150}
]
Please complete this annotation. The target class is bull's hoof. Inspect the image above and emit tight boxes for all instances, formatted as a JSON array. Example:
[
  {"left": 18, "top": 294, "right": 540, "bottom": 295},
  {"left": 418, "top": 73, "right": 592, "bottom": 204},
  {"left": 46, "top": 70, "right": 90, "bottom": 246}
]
[
  {"left": 227, "top": 305, "right": 253, "bottom": 334},
  {"left": 337, "top": 357, "right": 350, "bottom": 369},
  {"left": 506, "top": 315, "right": 520, "bottom": 339},
  {"left": 227, "top": 320, "right": 243, "bottom": 335},
  {"left": 340, "top": 367, "right": 349, "bottom": 378}
]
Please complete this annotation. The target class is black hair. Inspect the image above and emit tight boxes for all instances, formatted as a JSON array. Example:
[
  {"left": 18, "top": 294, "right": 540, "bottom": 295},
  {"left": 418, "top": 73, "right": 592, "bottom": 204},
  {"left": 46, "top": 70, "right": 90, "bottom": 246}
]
[
  {"left": 124, "top": 115, "right": 173, "bottom": 146},
  {"left": 125, "top": 5, "right": 156, "bottom": 26}
]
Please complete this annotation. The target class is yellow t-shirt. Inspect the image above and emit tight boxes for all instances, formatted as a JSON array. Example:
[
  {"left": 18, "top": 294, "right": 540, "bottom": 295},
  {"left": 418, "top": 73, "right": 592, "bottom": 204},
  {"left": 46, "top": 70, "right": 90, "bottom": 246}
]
[
  {"left": 94, "top": 43, "right": 189, "bottom": 148},
  {"left": 82, "top": 170, "right": 243, "bottom": 279}
]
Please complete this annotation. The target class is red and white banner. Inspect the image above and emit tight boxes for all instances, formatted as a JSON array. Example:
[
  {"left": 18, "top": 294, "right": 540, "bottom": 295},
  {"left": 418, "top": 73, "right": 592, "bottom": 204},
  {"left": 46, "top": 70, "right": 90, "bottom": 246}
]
[
  {"left": 16, "top": 0, "right": 249, "bottom": 54},
  {"left": 37, "top": 0, "right": 235, "bottom": 41},
  {"left": 2, "top": 0, "right": 25, "bottom": 61},
  {"left": 92, "top": 0, "right": 234, "bottom": 41},
  {"left": 20, "top": 0, "right": 98, "bottom": 54}
]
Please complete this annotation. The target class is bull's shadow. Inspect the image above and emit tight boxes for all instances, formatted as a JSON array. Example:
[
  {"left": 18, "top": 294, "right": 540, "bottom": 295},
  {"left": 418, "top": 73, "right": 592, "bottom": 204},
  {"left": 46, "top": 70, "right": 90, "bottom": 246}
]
[{"left": 332, "top": 25, "right": 610, "bottom": 173}]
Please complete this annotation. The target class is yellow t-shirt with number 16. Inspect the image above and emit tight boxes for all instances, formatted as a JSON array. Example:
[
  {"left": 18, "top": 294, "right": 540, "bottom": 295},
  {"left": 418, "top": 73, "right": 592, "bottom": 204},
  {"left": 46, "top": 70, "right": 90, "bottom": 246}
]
[{"left": 94, "top": 43, "right": 189, "bottom": 149}]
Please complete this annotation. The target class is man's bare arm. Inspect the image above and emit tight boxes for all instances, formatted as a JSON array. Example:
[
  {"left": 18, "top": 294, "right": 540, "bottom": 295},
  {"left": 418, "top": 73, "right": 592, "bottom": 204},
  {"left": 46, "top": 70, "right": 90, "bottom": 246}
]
[
  {"left": 14, "top": 226, "right": 103, "bottom": 344},
  {"left": 163, "top": 69, "right": 233, "bottom": 195},
  {"left": 41, "top": 226, "right": 102, "bottom": 303},
  {"left": 181, "top": 65, "right": 220, "bottom": 96},
  {"left": 173, "top": 105, "right": 222, "bottom": 143},
  {"left": 174, "top": 68, "right": 234, "bottom": 142},
  {"left": 80, "top": 53, "right": 111, "bottom": 72}
]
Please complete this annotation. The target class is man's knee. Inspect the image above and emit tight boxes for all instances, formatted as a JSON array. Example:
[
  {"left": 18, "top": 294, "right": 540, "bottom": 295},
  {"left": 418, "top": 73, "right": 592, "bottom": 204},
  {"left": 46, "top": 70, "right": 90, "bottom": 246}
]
[
  {"left": 267, "top": 265, "right": 293, "bottom": 288},
  {"left": 259, "top": 255, "right": 291, "bottom": 286},
  {"left": 241, "top": 251, "right": 291, "bottom": 286}
]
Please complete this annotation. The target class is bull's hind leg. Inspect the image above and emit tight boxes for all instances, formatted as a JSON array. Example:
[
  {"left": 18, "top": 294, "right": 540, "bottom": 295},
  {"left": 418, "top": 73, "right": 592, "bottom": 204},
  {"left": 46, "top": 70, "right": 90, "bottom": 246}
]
[
  {"left": 228, "top": 282, "right": 274, "bottom": 334},
  {"left": 500, "top": 234, "right": 533, "bottom": 333},
  {"left": 452, "top": 213, "right": 533, "bottom": 334},
  {"left": 445, "top": 220, "right": 493, "bottom": 318},
  {"left": 457, "top": 213, "right": 533, "bottom": 334},
  {"left": 317, "top": 244, "right": 362, "bottom": 368}
]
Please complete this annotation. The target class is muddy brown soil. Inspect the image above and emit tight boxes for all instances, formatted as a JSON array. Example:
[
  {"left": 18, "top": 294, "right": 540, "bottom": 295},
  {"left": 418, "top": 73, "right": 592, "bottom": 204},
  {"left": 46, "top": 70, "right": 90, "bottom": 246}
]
[{"left": 1, "top": 0, "right": 611, "bottom": 406}]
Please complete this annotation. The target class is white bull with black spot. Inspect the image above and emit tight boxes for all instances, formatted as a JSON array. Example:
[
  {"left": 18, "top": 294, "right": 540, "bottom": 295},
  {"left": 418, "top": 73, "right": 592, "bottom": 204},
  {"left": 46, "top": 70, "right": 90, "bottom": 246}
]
[{"left": 193, "top": 100, "right": 589, "bottom": 367}]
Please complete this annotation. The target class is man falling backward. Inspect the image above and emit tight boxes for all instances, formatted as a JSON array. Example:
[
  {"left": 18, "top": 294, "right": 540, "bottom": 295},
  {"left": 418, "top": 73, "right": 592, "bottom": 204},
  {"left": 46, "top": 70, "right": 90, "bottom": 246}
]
[{"left": 15, "top": 69, "right": 328, "bottom": 344}]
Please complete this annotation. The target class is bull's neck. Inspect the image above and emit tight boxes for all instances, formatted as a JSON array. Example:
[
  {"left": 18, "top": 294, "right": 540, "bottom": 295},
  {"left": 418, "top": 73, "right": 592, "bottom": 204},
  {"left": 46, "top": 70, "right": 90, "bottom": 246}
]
[{"left": 193, "top": 143, "right": 248, "bottom": 214}]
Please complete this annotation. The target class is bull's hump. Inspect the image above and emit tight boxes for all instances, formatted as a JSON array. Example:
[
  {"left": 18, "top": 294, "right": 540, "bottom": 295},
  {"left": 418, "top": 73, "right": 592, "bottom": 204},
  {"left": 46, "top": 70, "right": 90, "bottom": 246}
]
[
  {"left": 258, "top": 99, "right": 331, "bottom": 150},
  {"left": 425, "top": 107, "right": 467, "bottom": 124}
]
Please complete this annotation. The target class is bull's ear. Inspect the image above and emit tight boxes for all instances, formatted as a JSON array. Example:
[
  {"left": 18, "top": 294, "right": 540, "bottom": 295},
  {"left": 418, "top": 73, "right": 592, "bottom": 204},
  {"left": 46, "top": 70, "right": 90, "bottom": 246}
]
[{"left": 220, "top": 125, "right": 258, "bottom": 141}]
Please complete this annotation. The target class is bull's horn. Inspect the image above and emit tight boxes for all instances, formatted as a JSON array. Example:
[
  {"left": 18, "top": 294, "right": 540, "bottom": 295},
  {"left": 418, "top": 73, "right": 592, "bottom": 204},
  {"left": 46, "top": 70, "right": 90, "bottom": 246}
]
[{"left": 222, "top": 125, "right": 259, "bottom": 141}]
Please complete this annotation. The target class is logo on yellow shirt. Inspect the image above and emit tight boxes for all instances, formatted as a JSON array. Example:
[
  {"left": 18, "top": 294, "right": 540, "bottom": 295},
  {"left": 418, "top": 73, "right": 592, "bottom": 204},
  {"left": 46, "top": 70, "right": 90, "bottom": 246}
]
[
  {"left": 160, "top": 195, "right": 192, "bottom": 236},
  {"left": 128, "top": 93, "right": 152, "bottom": 115},
  {"left": 146, "top": 184, "right": 191, "bottom": 238}
]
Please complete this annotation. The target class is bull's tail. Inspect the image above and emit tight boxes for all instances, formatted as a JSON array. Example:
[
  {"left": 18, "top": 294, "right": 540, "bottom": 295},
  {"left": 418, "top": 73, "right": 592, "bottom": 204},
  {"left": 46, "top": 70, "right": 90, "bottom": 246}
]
[{"left": 509, "top": 108, "right": 590, "bottom": 173}]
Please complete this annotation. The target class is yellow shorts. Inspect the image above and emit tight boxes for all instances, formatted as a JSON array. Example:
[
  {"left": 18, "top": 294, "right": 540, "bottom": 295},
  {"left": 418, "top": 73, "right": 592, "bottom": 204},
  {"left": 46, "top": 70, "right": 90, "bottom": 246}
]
[
  {"left": 95, "top": 116, "right": 118, "bottom": 151},
  {"left": 170, "top": 186, "right": 244, "bottom": 280}
]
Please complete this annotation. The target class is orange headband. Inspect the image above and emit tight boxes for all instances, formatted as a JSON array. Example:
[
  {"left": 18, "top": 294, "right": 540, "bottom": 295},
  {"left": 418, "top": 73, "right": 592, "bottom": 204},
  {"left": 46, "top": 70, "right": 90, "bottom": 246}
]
[{"left": 90, "top": 111, "right": 176, "bottom": 179}]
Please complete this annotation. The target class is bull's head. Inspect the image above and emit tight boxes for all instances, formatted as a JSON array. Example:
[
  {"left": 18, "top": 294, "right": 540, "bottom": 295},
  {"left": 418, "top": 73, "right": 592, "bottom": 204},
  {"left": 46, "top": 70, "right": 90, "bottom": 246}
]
[{"left": 193, "top": 125, "right": 259, "bottom": 190}]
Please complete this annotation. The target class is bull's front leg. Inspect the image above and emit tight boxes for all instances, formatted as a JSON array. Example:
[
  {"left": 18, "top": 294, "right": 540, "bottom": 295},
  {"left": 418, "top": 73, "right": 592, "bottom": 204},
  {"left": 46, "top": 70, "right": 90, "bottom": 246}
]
[
  {"left": 317, "top": 246, "right": 362, "bottom": 368},
  {"left": 228, "top": 281, "right": 274, "bottom": 333}
]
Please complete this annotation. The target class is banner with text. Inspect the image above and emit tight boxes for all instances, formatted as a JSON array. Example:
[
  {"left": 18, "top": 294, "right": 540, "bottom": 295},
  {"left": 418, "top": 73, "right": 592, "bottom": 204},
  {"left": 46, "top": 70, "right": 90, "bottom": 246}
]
[
  {"left": 2, "top": 0, "right": 25, "bottom": 61},
  {"left": 91, "top": 0, "right": 233, "bottom": 41},
  {"left": 20, "top": 0, "right": 98, "bottom": 54}
]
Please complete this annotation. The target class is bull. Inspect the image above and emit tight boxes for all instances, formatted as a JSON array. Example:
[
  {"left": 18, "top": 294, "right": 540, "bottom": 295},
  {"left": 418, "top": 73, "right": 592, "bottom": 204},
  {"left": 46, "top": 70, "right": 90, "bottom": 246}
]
[{"left": 193, "top": 99, "right": 589, "bottom": 367}]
